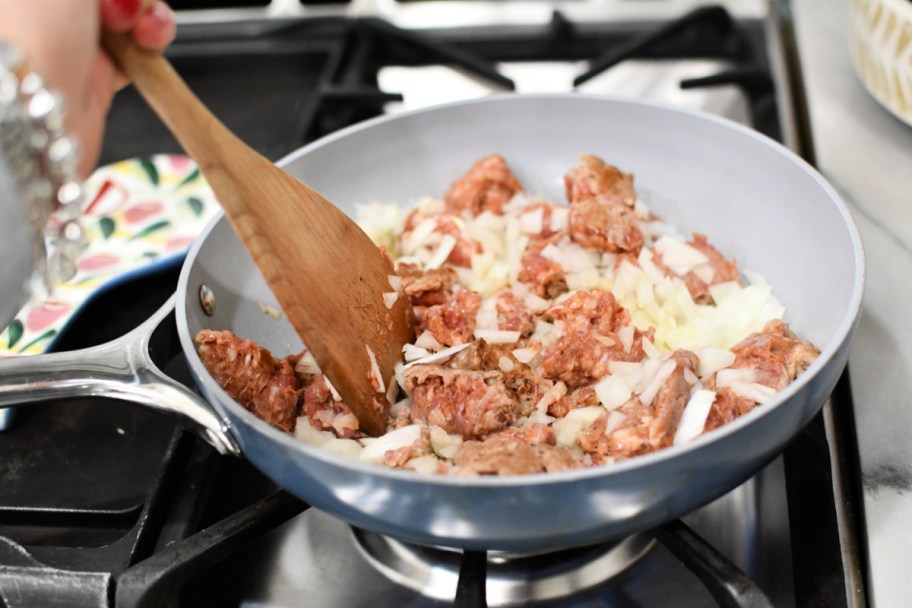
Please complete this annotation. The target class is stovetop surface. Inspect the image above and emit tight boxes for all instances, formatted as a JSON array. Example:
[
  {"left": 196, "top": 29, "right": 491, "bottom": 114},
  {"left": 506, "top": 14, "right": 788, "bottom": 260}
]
[{"left": 0, "top": 5, "right": 861, "bottom": 607}]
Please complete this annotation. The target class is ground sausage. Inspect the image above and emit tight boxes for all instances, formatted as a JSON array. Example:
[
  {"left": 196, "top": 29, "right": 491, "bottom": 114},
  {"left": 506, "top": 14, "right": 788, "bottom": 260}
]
[
  {"left": 421, "top": 288, "right": 481, "bottom": 346},
  {"left": 194, "top": 330, "right": 299, "bottom": 432},
  {"left": 444, "top": 154, "right": 523, "bottom": 216},
  {"left": 564, "top": 153, "right": 637, "bottom": 207},
  {"left": 450, "top": 428, "right": 582, "bottom": 475},
  {"left": 704, "top": 320, "right": 819, "bottom": 431},
  {"left": 579, "top": 350, "right": 699, "bottom": 461}
]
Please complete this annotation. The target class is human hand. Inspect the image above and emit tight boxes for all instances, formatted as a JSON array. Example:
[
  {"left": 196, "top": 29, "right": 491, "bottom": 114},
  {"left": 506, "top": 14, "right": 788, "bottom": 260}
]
[{"left": 0, "top": 0, "right": 176, "bottom": 176}]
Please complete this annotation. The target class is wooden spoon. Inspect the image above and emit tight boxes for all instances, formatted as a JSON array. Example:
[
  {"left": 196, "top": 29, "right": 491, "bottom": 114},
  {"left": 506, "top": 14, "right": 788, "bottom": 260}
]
[{"left": 102, "top": 33, "right": 414, "bottom": 436}]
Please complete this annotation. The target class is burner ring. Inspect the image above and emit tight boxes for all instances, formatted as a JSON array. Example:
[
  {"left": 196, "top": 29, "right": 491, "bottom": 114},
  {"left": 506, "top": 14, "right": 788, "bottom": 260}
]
[{"left": 352, "top": 529, "right": 655, "bottom": 605}]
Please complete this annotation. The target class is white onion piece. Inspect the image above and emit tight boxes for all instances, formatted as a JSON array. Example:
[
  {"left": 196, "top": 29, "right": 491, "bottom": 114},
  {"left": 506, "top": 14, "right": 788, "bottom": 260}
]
[
  {"left": 511, "top": 347, "right": 538, "bottom": 364},
  {"left": 533, "top": 381, "right": 567, "bottom": 414},
  {"left": 386, "top": 371, "right": 400, "bottom": 405},
  {"left": 654, "top": 235, "right": 709, "bottom": 276},
  {"left": 430, "top": 426, "right": 463, "bottom": 459},
  {"left": 295, "top": 351, "right": 321, "bottom": 376},
  {"left": 716, "top": 367, "right": 759, "bottom": 388},
  {"left": 365, "top": 345, "right": 385, "bottom": 394},
  {"left": 638, "top": 359, "right": 677, "bottom": 406},
  {"left": 323, "top": 376, "right": 342, "bottom": 401},
  {"left": 426, "top": 235, "right": 457, "bottom": 269},
  {"left": 414, "top": 330, "right": 444, "bottom": 351},
  {"left": 474, "top": 329, "right": 521, "bottom": 344},
  {"left": 594, "top": 375, "right": 632, "bottom": 410},
  {"left": 294, "top": 416, "right": 333, "bottom": 445},
  {"left": 540, "top": 243, "right": 565, "bottom": 266},
  {"left": 673, "top": 389, "right": 717, "bottom": 445},
  {"left": 550, "top": 207, "right": 569, "bottom": 231},
  {"left": 602, "top": 410, "right": 627, "bottom": 436},
  {"left": 555, "top": 406, "right": 604, "bottom": 448},
  {"left": 519, "top": 208, "right": 544, "bottom": 234},
  {"left": 523, "top": 293, "right": 550, "bottom": 314},
  {"left": 406, "top": 455, "right": 441, "bottom": 474},
  {"left": 692, "top": 263, "right": 716, "bottom": 285},
  {"left": 387, "top": 274, "right": 402, "bottom": 291},
  {"left": 618, "top": 325, "right": 634, "bottom": 353},
  {"left": 696, "top": 347, "right": 736, "bottom": 378},
  {"left": 728, "top": 382, "right": 778, "bottom": 404},
  {"left": 593, "top": 334, "right": 616, "bottom": 348},
  {"left": 642, "top": 338, "right": 661, "bottom": 359},
  {"left": 382, "top": 292, "right": 399, "bottom": 309},
  {"left": 475, "top": 309, "right": 499, "bottom": 331},
  {"left": 404, "top": 218, "right": 437, "bottom": 252},
  {"left": 403, "top": 344, "right": 431, "bottom": 362},
  {"left": 360, "top": 424, "right": 422, "bottom": 463},
  {"left": 403, "top": 342, "right": 471, "bottom": 369}
]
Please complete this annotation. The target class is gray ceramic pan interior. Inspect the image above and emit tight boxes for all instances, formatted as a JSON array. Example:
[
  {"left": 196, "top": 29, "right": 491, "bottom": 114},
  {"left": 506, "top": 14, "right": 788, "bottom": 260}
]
[{"left": 176, "top": 94, "right": 864, "bottom": 552}]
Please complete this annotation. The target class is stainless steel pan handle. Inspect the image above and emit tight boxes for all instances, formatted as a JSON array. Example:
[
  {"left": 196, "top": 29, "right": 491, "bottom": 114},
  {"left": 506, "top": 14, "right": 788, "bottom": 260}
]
[{"left": 0, "top": 295, "right": 241, "bottom": 456}]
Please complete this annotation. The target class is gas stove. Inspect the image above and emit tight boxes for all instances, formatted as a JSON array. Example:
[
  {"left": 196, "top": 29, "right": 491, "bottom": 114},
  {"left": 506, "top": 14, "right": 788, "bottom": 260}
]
[{"left": 0, "top": 2, "right": 865, "bottom": 606}]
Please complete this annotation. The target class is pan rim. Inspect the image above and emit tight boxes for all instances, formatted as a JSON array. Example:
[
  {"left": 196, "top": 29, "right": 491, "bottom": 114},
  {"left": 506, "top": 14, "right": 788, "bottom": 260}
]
[{"left": 177, "top": 93, "right": 865, "bottom": 488}]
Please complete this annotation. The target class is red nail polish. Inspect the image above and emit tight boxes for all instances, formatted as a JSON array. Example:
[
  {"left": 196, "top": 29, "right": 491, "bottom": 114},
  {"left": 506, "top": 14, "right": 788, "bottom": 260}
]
[{"left": 111, "top": 0, "right": 142, "bottom": 21}]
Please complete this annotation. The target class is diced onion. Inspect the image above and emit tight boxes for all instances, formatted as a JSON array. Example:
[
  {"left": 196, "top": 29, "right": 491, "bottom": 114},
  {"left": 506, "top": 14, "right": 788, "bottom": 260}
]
[
  {"left": 603, "top": 410, "right": 627, "bottom": 436},
  {"left": 360, "top": 424, "right": 422, "bottom": 463},
  {"left": 414, "top": 330, "right": 444, "bottom": 351},
  {"left": 295, "top": 351, "right": 321, "bottom": 376},
  {"left": 673, "top": 389, "right": 717, "bottom": 445},
  {"left": 716, "top": 367, "right": 759, "bottom": 388},
  {"left": 473, "top": 329, "right": 521, "bottom": 344},
  {"left": 728, "top": 382, "right": 778, "bottom": 404},
  {"left": 594, "top": 375, "right": 632, "bottom": 410},
  {"left": 406, "top": 455, "right": 441, "bottom": 474},
  {"left": 519, "top": 208, "right": 544, "bottom": 234},
  {"left": 403, "top": 342, "right": 471, "bottom": 369},
  {"left": 383, "top": 291, "right": 399, "bottom": 309},
  {"left": 511, "top": 347, "right": 538, "bottom": 364},
  {"left": 550, "top": 207, "right": 569, "bottom": 231},
  {"left": 430, "top": 425, "right": 463, "bottom": 459},
  {"left": 404, "top": 217, "right": 438, "bottom": 252},
  {"left": 696, "top": 347, "right": 736, "bottom": 377},
  {"left": 365, "top": 345, "right": 385, "bottom": 394},
  {"left": 618, "top": 325, "right": 635, "bottom": 353},
  {"left": 523, "top": 293, "right": 550, "bottom": 314},
  {"left": 323, "top": 376, "right": 343, "bottom": 401},
  {"left": 403, "top": 344, "right": 431, "bottom": 362},
  {"left": 654, "top": 235, "right": 709, "bottom": 276},
  {"left": 638, "top": 359, "right": 677, "bottom": 406},
  {"left": 426, "top": 234, "right": 457, "bottom": 269},
  {"left": 555, "top": 406, "right": 604, "bottom": 448}
]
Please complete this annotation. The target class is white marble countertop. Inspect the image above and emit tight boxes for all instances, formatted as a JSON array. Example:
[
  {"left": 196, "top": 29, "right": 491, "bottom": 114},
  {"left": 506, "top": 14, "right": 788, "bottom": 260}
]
[{"left": 793, "top": 0, "right": 912, "bottom": 604}]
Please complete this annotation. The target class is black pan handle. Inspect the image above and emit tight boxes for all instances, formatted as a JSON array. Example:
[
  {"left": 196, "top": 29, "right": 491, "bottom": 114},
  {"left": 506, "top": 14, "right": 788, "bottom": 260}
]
[
  {"left": 655, "top": 520, "right": 774, "bottom": 608},
  {"left": 0, "top": 295, "right": 241, "bottom": 456}
]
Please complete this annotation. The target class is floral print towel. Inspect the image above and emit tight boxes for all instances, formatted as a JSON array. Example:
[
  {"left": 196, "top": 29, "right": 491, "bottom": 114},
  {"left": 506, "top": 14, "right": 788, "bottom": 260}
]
[{"left": 0, "top": 154, "right": 219, "bottom": 356}]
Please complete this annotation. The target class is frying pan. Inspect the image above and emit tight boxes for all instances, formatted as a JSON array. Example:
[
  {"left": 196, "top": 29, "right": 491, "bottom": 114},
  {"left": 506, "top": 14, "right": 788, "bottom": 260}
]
[{"left": 0, "top": 95, "right": 864, "bottom": 552}]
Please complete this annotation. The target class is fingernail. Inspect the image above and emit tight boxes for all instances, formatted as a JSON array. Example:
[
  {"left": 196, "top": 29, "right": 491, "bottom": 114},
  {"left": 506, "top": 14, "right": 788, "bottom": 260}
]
[
  {"left": 149, "top": 2, "right": 175, "bottom": 26},
  {"left": 112, "top": 0, "right": 142, "bottom": 20},
  {"left": 102, "top": 0, "right": 142, "bottom": 28}
]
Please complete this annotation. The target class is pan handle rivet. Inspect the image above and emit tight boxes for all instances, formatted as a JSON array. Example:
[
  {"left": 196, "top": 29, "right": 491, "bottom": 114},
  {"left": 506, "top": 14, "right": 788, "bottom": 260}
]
[{"left": 199, "top": 284, "right": 216, "bottom": 316}]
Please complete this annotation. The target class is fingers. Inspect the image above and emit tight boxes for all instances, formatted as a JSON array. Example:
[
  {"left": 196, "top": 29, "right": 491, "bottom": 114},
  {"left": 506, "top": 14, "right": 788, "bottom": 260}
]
[
  {"left": 131, "top": 3, "right": 176, "bottom": 51},
  {"left": 100, "top": 0, "right": 149, "bottom": 32},
  {"left": 101, "top": 0, "right": 175, "bottom": 50}
]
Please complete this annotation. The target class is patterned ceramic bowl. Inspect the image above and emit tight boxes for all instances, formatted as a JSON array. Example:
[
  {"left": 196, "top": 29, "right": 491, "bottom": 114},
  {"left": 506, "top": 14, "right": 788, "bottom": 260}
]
[{"left": 850, "top": 0, "right": 912, "bottom": 125}]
